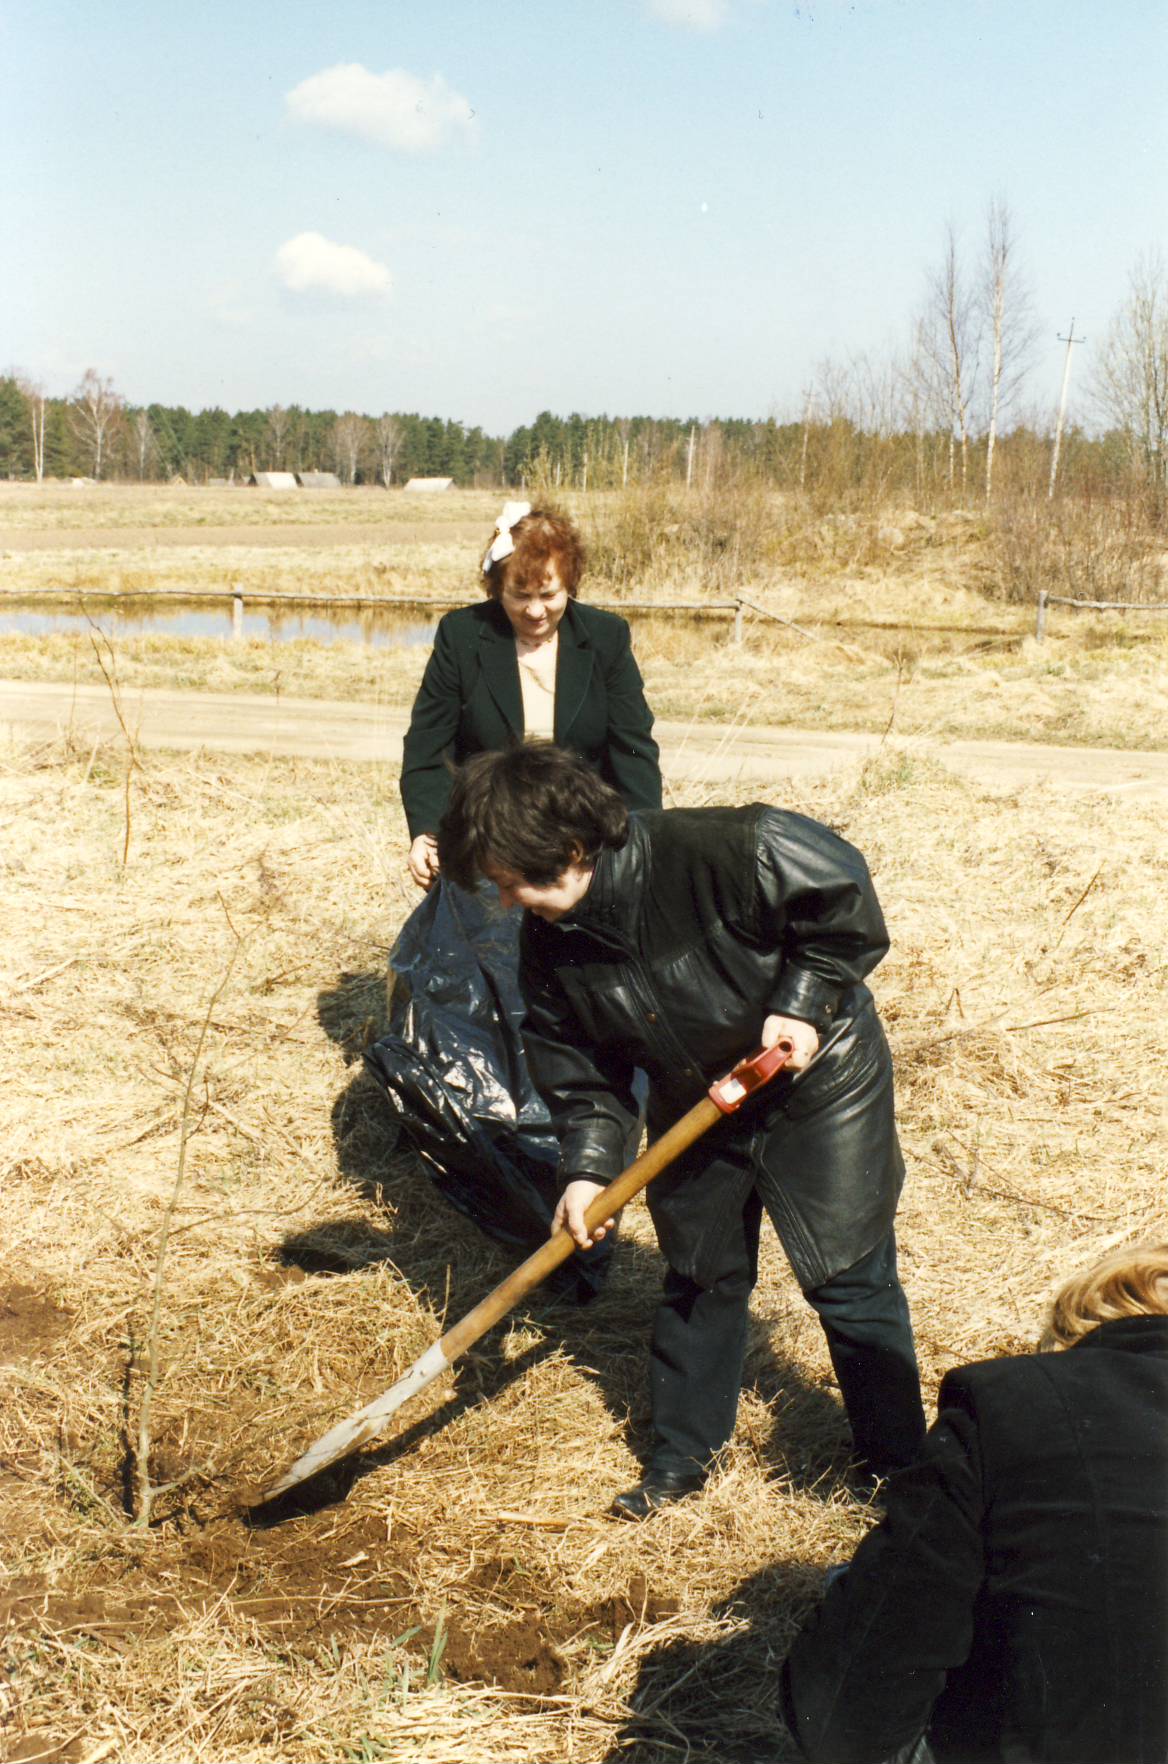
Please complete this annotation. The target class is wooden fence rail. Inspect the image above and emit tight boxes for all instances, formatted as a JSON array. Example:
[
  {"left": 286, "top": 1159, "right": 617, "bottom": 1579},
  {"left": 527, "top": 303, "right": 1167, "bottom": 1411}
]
[
  {"left": 1, "top": 585, "right": 1020, "bottom": 646},
  {"left": 1035, "top": 589, "right": 1168, "bottom": 641}
]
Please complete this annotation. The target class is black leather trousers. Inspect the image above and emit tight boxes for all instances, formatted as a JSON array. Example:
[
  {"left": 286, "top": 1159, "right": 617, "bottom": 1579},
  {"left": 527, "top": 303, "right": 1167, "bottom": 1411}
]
[{"left": 647, "top": 1220, "right": 926, "bottom": 1480}]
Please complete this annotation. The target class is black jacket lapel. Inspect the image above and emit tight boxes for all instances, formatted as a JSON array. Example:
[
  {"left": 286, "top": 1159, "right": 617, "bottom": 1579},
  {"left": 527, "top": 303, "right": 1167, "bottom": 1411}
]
[
  {"left": 477, "top": 603, "right": 523, "bottom": 739},
  {"left": 554, "top": 602, "right": 595, "bottom": 743}
]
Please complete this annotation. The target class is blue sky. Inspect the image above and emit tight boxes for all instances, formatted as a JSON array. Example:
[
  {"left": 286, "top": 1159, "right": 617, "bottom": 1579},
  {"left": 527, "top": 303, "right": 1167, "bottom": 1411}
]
[{"left": 2, "top": 0, "right": 1164, "bottom": 432}]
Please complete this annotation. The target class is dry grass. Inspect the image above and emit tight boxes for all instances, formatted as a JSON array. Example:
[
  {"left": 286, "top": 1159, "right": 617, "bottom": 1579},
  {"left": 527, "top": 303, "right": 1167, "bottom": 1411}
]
[
  {"left": 3, "top": 480, "right": 1165, "bottom": 611},
  {"left": 0, "top": 541, "right": 474, "bottom": 604},
  {"left": 0, "top": 482, "right": 497, "bottom": 533},
  {"left": 2, "top": 720, "right": 1164, "bottom": 1762},
  {"left": 637, "top": 618, "right": 1168, "bottom": 750},
  {"left": 1, "top": 606, "right": 1166, "bottom": 752},
  {"left": 0, "top": 484, "right": 497, "bottom": 603},
  {"left": 4, "top": 483, "right": 1168, "bottom": 753}
]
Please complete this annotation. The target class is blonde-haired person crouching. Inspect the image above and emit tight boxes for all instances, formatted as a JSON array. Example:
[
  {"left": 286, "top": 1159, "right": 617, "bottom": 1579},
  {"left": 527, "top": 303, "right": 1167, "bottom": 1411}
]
[
  {"left": 782, "top": 1243, "right": 1168, "bottom": 1764},
  {"left": 1040, "top": 1238, "right": 1168, "bottom": 1349}
]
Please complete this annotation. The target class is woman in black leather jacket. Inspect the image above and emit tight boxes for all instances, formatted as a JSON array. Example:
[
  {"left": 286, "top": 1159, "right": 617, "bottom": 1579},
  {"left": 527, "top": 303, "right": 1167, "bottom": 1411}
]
[{"left": 438, "top": 742, "right": 926, "bottom": 1519}]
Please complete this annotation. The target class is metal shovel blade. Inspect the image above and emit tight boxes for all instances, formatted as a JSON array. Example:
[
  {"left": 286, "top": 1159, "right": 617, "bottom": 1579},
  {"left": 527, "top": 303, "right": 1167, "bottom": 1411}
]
[{"left": 261, "top": 1340, "right": 452, "bottom": 1502}]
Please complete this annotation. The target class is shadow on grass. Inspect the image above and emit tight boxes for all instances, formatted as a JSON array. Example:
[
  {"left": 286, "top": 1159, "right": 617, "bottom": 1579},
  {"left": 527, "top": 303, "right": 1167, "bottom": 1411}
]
[
  {"left": 259, "top": 970, "right": 856, "bottom": 1523},
  {"left": 596, "top": 1560, "right": 816, "bottom": 1764}
]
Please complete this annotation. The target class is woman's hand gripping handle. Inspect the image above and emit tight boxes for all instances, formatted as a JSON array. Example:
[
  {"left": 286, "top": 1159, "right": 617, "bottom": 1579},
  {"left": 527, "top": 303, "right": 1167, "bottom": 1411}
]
[{"left": 553, "top": 1036, "right": 797, "bottom": 1250}]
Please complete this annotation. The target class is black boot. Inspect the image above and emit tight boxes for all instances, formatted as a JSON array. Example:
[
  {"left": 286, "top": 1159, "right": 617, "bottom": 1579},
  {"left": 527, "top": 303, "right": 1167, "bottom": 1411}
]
[{"left": 610, "top": 1465, "right": 706, "bottom": 1520}]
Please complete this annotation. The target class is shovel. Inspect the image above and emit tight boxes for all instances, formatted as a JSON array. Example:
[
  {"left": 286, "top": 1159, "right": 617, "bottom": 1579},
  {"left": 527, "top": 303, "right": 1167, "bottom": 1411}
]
[{"left": 258, "top": 1037, "right": 794, "bottom": 1503}]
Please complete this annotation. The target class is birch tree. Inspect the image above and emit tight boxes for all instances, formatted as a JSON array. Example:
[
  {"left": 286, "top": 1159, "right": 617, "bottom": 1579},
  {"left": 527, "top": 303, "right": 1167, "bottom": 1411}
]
[
  {"left": 333, "top": 411, "right": 366, "bottom": 484},
  {"left": 981, "top": 199, "right": 1037, "bottom": 500},
  {"left": 264, "top": 403, "right": 291, "bottom": 468},
  {"left": 1093, "top": 253, "right": 1168, "bottom": 495},
  {"left": 18, "top": 376, "right": 47, "bottom": 482},
  {"left": 918, "top": 226, "right": 979, "bottom": 497},
  {"left": 132, "top": 409, "right": 156, "bottom": 481},
  {"left": 616, "top": 418, "right": 632, "bottom": 488},
  {"left": 69, "top": 368, "right": 123, "bottom": 480},
  {"left": 375, "top": 413, "right": 401, "bottom": 487}
]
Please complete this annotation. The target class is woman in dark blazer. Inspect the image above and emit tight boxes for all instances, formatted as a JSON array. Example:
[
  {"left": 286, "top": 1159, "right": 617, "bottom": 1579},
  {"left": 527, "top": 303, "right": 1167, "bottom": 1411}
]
[
  {"left": 401, "top": 502, "right": 661, "bottom": 884},
  {"left": 780, "top": 1240, "right": 1168, "bottom": 1764},
  {"left": 374, "top": 505, "right": 660, "bottom": 1285}
]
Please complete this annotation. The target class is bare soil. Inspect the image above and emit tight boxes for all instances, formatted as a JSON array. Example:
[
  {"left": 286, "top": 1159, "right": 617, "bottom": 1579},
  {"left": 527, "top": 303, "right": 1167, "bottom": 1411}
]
[
  {"left": 1, "top": 1508, "right": 672, "bottom": 1706},
  {"left": 0, "top": 1284, "right": 72, "bottom": 1365}
]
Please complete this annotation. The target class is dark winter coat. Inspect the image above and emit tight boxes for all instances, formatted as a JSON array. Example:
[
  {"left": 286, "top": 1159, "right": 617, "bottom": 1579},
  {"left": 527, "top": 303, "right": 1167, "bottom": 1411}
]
[
  {"left": 399, "top": 598, "right": 661, "bottom": 836},
  {"left": 780, "top": 1315, "right": 1168, "bottom": 1764},
  {"left": 518, "top": 804, "right": 904, "bottom": 1289}
]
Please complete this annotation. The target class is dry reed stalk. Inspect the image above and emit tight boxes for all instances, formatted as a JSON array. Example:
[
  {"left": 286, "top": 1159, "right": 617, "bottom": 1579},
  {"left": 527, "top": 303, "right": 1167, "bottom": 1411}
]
[
  {"left": 133, "top": 926, "right": 247, "bottom": 1527},
  {"left": 86, "top": 624, "right": 144, "bottom": 867}
]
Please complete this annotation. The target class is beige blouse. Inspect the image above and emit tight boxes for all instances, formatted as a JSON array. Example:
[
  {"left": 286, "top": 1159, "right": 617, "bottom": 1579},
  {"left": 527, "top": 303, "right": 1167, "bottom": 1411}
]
[{"left": 516, "top": 632, "right": 558, "bottom": 740}]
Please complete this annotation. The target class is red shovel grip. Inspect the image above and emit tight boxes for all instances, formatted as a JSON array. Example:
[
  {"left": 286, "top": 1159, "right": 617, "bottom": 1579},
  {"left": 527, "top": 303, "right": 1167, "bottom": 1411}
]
[{"left": 707, "top": 1037, "right": 795, "bottom": 1115}]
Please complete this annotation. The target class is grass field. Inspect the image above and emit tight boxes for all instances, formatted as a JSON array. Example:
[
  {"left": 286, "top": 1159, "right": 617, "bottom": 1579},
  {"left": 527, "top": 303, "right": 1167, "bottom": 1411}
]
[
  {"left": 0, "top": 481, "right": 496, "bottom": 533},
  {"left": 1, "top": 482, "right": 1166, "bottom": 1761},
  {"left": 2, "top": 484, "right": 1167, "bottom": 751},
  {"left": 5, "top": 618, "right": 1168, "bottom": 754},
  {"left": 2, "top": 717, "right": 1164, "bottom": 1763}
]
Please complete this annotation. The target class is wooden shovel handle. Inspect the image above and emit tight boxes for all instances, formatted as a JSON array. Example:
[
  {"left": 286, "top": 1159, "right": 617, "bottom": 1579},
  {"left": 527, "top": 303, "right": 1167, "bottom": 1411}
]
[
  {"left": 439, "top": 1039, "right": 793, "bottom": 1362},
  {"left": 258, "top": 1040, "right": 794, "bottom": 1501}
]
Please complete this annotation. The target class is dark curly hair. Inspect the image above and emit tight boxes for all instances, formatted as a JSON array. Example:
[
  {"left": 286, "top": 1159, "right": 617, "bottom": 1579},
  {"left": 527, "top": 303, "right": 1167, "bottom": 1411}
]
[
  {"left": 482, "top": 508, "right": 585, "bottom": 601},
  {"left": 437, "top": 744, "right": 628, "bottom": 891}
]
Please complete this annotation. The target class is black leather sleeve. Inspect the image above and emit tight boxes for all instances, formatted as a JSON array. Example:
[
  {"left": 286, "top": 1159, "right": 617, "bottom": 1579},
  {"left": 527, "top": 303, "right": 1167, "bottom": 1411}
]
[
  {"left": 518, "top": 924, "right": 640, "bottom": 1188},
  {"left": 756, "top": 809, "right": 891, "bottom": 1034}
]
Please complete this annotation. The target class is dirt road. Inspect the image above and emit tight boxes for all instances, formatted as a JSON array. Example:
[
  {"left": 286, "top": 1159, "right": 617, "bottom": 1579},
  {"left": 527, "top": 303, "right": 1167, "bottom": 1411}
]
[
  {"left": 4, "top": 677, "right": 1168, "bottom": 798},
  {"left": 0, "top": 521, "right": 486, "bottom": 551}
]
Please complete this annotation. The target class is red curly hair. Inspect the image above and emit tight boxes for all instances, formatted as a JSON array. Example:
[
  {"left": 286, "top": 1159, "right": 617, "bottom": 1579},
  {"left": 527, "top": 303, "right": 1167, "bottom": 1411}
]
[{"left": 482, "top": 508, "right": 585, "bottom": 601}]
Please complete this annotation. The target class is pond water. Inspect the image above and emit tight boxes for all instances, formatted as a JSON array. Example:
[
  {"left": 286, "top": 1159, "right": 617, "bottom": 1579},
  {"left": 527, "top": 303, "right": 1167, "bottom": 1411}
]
[
  {"left": 0, "top": 597, "right": 1024, "bottom": 658},
  {"left": 0, "top": 600, "right": 439, "bottom": 648}
]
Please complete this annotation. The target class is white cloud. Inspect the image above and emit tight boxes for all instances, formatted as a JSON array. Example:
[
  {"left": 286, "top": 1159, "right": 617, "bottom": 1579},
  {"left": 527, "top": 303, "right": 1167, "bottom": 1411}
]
[
  {"left": 648, "top": 0, "right": 730, "bottom": 28},
  {"left": 286, "top": 63, "right": 476, "bottom": 153},
  {"left": 274, "top": 233, "right": 392, "bottom": 299}
]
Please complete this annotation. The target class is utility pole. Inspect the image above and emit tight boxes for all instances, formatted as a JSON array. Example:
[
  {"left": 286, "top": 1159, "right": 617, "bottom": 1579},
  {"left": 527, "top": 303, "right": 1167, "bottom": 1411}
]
[
  {"left": 799, "top": 389, "right": 813, "bottom": 492},
  {"left": 1048, "top": 319, "right": 1085, "bottom": 499}
]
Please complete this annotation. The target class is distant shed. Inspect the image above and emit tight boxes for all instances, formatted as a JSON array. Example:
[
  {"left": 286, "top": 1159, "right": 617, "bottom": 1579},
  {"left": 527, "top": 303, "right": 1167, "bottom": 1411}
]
[
  {"left": 296, "top": 471, "right": 342, "bottom": 489},
  {"left": 250, "top": 471, "right": 298, "bottom": 490},
  {"left": 403, "top": 476, "right": 454, "bottom": 493}
]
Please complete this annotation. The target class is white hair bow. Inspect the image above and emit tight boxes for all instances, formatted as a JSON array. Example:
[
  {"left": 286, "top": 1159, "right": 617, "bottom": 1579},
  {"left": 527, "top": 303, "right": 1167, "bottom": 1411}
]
[{"left": 482, "top": 500, "right": 532, "bottom": 574}]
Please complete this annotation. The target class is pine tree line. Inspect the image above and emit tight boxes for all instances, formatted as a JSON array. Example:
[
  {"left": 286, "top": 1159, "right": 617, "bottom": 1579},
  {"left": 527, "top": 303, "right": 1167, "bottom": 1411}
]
[{"left": 4, "top": 223, "right": 1163, "bottom": 506}]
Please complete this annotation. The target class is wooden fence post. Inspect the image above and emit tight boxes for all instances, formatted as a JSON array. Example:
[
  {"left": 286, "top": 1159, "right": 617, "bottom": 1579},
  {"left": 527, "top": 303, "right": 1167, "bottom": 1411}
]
[
  {"left": 1035, "top": 590, "right": 1048, "bottom": 642},
  {"left": 733, "top": 600, "right": 744, "bottom": 645},
  {"left": 232, "top": 587, "right": 244, "bottom": 641}
]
